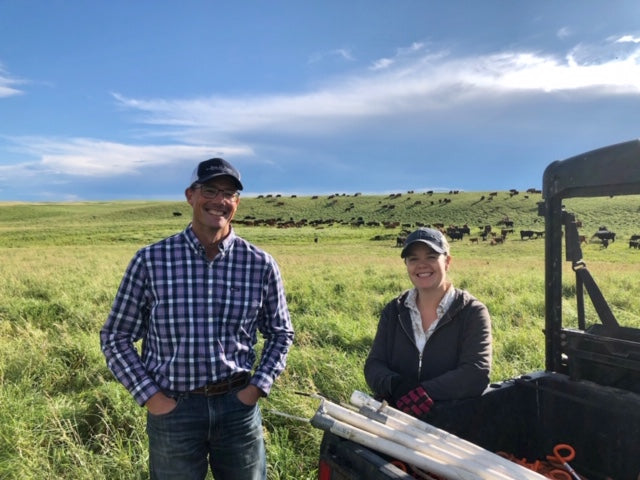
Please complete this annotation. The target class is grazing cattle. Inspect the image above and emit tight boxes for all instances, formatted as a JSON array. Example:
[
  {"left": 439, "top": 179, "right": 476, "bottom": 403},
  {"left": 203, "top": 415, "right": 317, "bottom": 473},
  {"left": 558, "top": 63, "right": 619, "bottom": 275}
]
[
  {"left": 396, "top": 236, "right": 406, "bottom": 247},
  {"left": 469, "top": 237, "right": 479, "bottom": 244},
  {"left": 172, "top": 211, "right": 182, "bottom": 217},
  {"left": 446, "top": 227, "right": 465, "bottom": 241},
  {"left": 578, "top": 235, "right": 587, "bottom": 244},
  {"left": 520, "top": 230, "right": 535, "bottom": 240},
  {"left": 490, "top": 237, "right": 504, "bottom": 245},
  {"left": 592, "top": 230, "right": 616, "bottom": 243},
  {"left": 447, "top": 230, "right": 464, "bottom": 241},
  {"left": 501, "top": 228, "right": 514, "bottom": 237},
  {"left": 629, "top": 239, "right": 640, "bottom": 249}
]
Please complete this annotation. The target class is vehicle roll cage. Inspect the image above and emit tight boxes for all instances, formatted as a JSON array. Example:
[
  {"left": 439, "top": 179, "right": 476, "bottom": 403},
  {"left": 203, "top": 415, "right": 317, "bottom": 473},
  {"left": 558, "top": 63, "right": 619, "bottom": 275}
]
[{"left": 540, "top": 139, "right": 640, "bottom": 374}]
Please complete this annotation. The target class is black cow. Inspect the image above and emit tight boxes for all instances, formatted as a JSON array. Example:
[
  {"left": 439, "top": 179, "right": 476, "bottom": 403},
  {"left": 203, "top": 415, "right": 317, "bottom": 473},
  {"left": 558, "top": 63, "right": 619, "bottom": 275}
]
[
  {"left": 447, "top": 229, "right": 464, "bottom": 241},
  {"left": 520, "top": 230, "right": 535, "bottom": 240},
  {"left": 592, "top": 230, "right": 616, "bottom": 243}
]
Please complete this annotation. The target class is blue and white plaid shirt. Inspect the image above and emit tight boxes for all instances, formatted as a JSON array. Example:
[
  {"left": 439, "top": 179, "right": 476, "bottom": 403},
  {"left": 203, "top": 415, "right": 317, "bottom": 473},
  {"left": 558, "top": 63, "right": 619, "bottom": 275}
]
[{"left": 100, "top": 225, "right": 294, "bottom": 406}]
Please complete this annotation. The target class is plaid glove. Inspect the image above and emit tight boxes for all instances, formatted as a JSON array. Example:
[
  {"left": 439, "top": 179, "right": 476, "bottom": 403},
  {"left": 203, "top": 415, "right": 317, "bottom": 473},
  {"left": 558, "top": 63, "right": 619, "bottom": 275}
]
[{"left": 395, "top": 386, "right": 434, "bottom": 417}]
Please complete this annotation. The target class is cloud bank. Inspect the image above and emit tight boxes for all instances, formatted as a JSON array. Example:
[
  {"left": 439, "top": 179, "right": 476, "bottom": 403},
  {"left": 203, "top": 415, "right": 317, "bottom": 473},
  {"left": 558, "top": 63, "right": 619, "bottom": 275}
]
[{"left": 3, "top": 37, "right": 640, "bottom": 185}]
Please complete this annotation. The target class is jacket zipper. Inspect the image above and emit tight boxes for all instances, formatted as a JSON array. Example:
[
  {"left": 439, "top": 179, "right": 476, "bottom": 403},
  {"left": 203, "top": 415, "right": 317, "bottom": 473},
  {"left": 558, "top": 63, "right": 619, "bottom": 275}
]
[{"left": 398, "top": 310, "right": 424, "bottom": 381}]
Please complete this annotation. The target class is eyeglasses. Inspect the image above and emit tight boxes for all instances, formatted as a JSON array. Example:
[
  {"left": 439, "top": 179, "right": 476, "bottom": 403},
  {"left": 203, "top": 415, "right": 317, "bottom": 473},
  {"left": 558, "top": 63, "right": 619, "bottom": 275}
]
[{"left": 194, "top": 185, "right": 240, "bottom": 201}]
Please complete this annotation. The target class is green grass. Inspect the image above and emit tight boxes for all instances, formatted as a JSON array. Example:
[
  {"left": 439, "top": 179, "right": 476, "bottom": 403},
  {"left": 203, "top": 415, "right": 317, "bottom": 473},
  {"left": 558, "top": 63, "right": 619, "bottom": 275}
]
[{"left": 1, "top": 192, "right": 640, "bottom": 479}]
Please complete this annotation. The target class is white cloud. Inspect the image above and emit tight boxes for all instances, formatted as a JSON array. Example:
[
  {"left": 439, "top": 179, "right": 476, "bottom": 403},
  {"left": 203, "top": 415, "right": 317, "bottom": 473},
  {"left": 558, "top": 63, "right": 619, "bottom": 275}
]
[
  {"left": 370, "top": 42, "right": 425, "bottom": 70},
  {"left": 399, "top": 42, "right": 425, "bottom": 54},
  {"left": 616, "top": 35, "right": 640, "bottom": 44},
  {"left": 370, "top": 58, "right": 394, "bottom": 70},
  {"left": 468, "top": 49, "right": 640, "bottom": 93},
  {"left": 4, "top": 137, "right": 254, "bottom": 178},
  {"left": 113, "top": 41, "right": 640, "bottom": 139},
  {"left": 7, "top": 38, "right": 639, "bottom": 183},
  {"left": 308, "top": 48, "right": 354, "bottom": 64},
  {"left": 0, "top": 65, "right": 24, "bottom": 98}
]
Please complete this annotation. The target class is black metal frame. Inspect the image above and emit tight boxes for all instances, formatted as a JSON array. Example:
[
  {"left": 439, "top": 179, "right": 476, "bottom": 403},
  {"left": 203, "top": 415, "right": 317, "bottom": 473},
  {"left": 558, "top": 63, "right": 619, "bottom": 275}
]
[{"left": 540, "top": 139, "right": 640, "bottom": 372}]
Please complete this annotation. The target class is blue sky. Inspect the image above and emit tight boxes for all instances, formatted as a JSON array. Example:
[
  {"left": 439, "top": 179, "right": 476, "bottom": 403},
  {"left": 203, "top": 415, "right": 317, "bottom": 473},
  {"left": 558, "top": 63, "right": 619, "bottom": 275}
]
[{"left": 1, "top": 1, "right": 640, "bottom": 202}]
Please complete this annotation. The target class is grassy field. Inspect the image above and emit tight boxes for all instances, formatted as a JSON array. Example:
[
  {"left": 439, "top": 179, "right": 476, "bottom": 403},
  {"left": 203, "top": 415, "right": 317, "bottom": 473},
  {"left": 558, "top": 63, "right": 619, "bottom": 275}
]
[{"left": 1, "top": 192, "right": 640, "bottom": 479}]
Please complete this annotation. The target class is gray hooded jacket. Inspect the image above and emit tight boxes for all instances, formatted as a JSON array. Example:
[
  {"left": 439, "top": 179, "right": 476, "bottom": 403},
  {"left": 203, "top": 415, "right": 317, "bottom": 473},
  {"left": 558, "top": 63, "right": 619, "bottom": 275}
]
[{"left": 364, "top": 288, "right": 492, "bottom": 402}]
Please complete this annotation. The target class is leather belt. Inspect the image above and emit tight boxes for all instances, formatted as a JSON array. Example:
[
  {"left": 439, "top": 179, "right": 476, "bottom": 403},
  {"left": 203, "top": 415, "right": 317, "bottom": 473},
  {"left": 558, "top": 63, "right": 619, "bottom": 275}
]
[{"left": 190, "top": 373, "right": 250, "bottom": 396}]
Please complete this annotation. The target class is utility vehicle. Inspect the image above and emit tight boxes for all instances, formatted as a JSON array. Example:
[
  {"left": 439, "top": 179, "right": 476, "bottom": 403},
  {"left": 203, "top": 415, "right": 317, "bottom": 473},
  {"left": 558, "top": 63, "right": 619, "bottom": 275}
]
[{"left": 313, "top": 139, "right": 640, "bottom": 480}]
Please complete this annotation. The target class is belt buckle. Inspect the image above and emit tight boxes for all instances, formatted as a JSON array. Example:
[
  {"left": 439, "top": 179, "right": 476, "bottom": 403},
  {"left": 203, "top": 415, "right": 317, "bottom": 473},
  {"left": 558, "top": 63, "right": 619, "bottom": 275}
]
[
  {"left": 203, "top": 382, "right": 222, "bottom": 396},
  {"left": 199, "top": 373, "right": 246, "bottom": 396}
]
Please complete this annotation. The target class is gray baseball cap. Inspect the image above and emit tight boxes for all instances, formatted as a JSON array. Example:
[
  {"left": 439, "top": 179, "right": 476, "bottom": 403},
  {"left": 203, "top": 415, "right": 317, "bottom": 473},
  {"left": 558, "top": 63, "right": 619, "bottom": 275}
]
[{"left": 401, "top": 227, "right": 448, "bottom": 257}]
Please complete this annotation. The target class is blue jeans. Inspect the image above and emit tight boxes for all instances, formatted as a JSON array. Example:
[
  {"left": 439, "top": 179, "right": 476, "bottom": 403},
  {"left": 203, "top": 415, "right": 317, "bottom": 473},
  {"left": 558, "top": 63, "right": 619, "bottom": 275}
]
[{"left": 146, "top": 390, "right": 266, "bottom": 480}]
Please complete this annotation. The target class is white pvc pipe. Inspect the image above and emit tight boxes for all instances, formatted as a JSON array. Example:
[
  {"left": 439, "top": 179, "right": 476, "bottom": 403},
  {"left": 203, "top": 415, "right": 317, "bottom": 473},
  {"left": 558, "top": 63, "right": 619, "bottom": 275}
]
[
  {"left": 322, "top": 401, "right": 483, "bottom": 474},
  {"left": 350, "top": 391, "right": 528, "bottom": 467},
  {"left": 349, "top": 391, "right": 541, "bottom": 478},
  {"left": 356, "top": 403, "right": 487, "bottom": 459},
  {"left": 349, "top": 391, "right": 549, "bottom": 479},
  {"left": 321, "top": 399, "right": 545, "bottom": 480},
  {"left": 312, "top": 410, "right": 485, "bottom": 480},
  {"left": 352, "top": 403, "right": 545, "bottom": 480},
  {"left": 350, "top": 390, "right": 491, "bottom": 454}
]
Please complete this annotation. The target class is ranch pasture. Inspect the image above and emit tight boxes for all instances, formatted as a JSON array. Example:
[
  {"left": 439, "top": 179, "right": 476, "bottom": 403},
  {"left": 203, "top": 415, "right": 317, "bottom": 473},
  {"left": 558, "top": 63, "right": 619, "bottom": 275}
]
[{"left": 1, "top": 191, "right": 640, "bottom": 479}]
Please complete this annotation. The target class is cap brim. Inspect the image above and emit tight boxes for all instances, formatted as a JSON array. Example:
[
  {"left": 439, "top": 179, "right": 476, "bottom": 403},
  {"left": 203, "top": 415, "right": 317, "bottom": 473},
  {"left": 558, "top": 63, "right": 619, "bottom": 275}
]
[
  {"left": 193, "top": 173, "right": 243, "bottom": 190},
  {"left": 401, "top": 239, "right": 446, "bottom": 257}
]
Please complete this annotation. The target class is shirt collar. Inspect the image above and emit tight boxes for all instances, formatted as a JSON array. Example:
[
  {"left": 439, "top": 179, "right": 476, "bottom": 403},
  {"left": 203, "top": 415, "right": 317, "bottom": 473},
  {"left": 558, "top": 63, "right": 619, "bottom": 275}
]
[
  {"left": 184, "top": 224, "right": 236, "bottom": 256},
  {"left": 218, "top": 227, "right": 236, "bottom": 253},
  {"left": 405, "top": 284, "right": 455, "bottom": 316}
]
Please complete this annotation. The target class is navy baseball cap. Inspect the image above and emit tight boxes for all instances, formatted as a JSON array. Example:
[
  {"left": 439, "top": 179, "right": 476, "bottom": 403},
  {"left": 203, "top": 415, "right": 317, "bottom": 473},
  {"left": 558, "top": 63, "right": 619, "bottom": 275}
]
[
  {"left": 189, "top": 158, "right": 243, "bottom": 190},
  {"left": 401, "top": 227, "right": 449, "bottom": 257}
]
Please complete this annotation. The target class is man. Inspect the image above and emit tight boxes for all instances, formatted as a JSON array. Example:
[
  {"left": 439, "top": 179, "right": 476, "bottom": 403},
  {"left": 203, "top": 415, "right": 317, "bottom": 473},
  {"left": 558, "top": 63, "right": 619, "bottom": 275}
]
[{"left": 100, "top": 158, "right": 294, "bottom": 480}]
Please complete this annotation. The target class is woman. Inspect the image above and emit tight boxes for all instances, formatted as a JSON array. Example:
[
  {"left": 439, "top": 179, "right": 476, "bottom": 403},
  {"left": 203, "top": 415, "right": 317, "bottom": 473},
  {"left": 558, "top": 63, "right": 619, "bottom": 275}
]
[{"left": 364, "top": 227, "right": 492, "bottom": 419}]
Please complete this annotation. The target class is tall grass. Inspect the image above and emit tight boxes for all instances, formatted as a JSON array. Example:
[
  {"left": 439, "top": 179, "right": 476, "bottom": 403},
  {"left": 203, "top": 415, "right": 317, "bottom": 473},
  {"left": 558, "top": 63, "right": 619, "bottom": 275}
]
[{"left": 1, "top": 196, "right": 639, "bottom": 479}]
